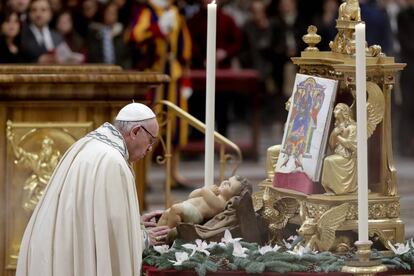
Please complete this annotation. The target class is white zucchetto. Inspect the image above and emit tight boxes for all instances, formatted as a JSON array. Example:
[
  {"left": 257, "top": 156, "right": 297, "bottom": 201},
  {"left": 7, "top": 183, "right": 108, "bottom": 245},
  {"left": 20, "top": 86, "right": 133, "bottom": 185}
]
[{"left": 115, "top": 103, "right": 156, "bottom": 121}]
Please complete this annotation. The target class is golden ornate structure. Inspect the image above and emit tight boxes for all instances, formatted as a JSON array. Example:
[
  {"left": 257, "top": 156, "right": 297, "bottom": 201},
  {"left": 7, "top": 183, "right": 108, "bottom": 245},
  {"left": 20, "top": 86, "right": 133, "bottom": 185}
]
[
  {"left": 254, "top": 0, "right": 406, "bottom": 261},
  {"left": 321, "top": 103, "right": 358, "bottom": 195},
  {"left": 7, "top": 124, "right": 62, "bottom": 211},
  {"left": 5, "top": 121, "right": 93, "bottom": 270},
  {"left": 0, "top": 65, "right": 168, "bottom": 276},
  {"left": 298, "top": 203, "right": 350, "bottom": 252},
  {"left": 302, "top": 25, "right": 321, "bottom": 52}
]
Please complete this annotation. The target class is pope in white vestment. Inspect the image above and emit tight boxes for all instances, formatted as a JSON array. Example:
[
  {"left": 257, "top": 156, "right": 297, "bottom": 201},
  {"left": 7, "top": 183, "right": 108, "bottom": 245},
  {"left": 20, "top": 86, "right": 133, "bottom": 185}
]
[{"left": 16, "top": 103, "right": 167, "bottom": 276}]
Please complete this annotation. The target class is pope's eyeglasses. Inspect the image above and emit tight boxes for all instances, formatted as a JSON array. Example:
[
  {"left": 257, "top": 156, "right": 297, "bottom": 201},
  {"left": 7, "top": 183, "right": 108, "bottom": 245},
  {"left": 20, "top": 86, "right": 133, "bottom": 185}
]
[{"left": 140, "top": 125, "right": 157, "bottom": 146}]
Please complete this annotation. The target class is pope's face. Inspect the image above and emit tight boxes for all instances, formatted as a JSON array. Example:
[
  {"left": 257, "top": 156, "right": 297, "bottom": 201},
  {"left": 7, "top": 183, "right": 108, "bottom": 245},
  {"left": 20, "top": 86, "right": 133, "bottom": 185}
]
[
  {"left": 218, "top": 176, "right": 242, "bottom": 199},
  {"left": 127, "top": 119, "right": 159, "bottom": 162}
]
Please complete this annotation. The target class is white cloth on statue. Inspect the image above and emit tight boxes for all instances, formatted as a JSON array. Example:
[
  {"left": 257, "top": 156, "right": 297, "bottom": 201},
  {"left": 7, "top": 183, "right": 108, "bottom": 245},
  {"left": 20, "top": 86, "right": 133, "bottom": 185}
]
[{"left": 16, "top": 122, "right": 144, "bottom": 276}]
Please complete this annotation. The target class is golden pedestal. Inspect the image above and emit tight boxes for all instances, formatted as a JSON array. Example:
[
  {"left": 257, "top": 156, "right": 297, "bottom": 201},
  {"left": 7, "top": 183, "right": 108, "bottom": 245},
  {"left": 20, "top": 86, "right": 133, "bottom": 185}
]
[{"left": 254, "top": 23, "right": 406, "bottom": 253}]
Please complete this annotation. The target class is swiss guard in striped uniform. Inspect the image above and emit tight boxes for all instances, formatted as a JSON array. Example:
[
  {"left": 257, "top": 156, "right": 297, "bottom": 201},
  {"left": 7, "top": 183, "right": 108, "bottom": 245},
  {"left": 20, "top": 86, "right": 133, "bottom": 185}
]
[{"left": 129, "top": 0, "right": 192, "bottom": 186}]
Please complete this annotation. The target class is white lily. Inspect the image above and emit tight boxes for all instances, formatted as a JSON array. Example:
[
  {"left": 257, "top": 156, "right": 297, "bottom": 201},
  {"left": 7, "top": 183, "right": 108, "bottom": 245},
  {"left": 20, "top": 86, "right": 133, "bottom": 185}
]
[
  {"left": 287, "top": 245, "right": 313, "bottom": 256},
  {"left": 258, "top": 244, "right": 281, "bottom": 255},
  {"left": 169, "top": 252, "right": 190, "bottom": 266},
  {"left": 232, "top": 241, "right": 248, "bottom": 258},
  {"left": 182, "top": 239, "right": 210, "bottom": 256},
  {"left": 153, "top": 244, "right": 170, "bottom": 254},
  {"left": 219, "top": 229, "right": 242, "bottom": 247},
  {"left": 220, "top": 229, "right": 242, "bottom": 246},
  {"left": 388, "top": 241, "right": 410, "bottom": 255}
]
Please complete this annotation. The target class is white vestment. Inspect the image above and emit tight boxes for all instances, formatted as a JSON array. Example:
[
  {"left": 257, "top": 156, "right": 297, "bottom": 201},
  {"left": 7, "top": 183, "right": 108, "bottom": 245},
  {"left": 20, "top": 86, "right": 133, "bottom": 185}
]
[{"left": 16, "top": 123, "right": 144, "bottom": 276}]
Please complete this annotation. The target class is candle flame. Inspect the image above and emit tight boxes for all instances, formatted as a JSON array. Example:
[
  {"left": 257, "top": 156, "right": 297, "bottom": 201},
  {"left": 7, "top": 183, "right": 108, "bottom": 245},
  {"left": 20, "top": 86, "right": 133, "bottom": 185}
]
[{"left": 212, "top": 0, "right": 216, "bottom": 4}]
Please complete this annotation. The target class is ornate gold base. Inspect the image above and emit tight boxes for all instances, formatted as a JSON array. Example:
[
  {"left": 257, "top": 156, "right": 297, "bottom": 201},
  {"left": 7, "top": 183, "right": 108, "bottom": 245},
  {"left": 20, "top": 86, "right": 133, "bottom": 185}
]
[
  {"left": 254, "top": 183, "right": 405, "bottom": 252},
  {"left": 341, "top": 241, "right": 388, "bottom": 276},
  {"left": 341, "top": 265, "right": 388, "bottom": 276}
]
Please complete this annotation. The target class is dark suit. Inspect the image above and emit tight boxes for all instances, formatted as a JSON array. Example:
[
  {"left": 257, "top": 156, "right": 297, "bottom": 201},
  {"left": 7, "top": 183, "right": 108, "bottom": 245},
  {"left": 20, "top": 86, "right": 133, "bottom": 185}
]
[
  {"left": 86, "top": 22, "right": 131, "bottom": 69},
  {"left": 20, "top": 25, "right": 64, "bottom": 62}
]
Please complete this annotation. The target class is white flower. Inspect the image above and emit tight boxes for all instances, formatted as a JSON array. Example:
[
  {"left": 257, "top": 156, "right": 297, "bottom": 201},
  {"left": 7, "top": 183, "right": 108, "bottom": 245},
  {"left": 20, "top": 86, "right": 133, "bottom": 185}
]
[
  {"left": 388, "top": 241, "right": 410, "bottom": 255},
  {"left": 258, "top": 244, "right": 281, "bottom": 255},
  {"left": 287, "top": 245, "right": 314, "bottom": 256},
  {"left": 232, "top": 241, "right": 248, "bottom": 258},
  {"left": 220, "top": 229, "right": 242, "bottom": 246},
  {"left": 169, "top": 252, "right": 190, "bottom": 266},
  {"left": 153, "top": 244, "right": 170, "bottom": 254},
  {"left": 182, "top": 239, "right": 210, "bottom": 256}
]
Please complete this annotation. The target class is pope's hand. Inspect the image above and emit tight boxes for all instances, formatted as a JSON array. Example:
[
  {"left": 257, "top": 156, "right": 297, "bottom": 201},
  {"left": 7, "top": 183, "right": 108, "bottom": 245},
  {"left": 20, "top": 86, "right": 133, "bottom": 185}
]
[
  {"left": 142, "top": 210, "right": 164, "bottom": 227},
  {"left": 148, "top": 226, "right": 170, "bottom": 246}
]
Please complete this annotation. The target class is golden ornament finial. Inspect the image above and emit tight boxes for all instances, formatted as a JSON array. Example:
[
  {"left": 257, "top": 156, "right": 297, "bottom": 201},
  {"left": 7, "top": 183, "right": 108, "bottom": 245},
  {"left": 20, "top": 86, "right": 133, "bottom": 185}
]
[{"left": 302, "top": 25, "right": 321, "bottom": 52}]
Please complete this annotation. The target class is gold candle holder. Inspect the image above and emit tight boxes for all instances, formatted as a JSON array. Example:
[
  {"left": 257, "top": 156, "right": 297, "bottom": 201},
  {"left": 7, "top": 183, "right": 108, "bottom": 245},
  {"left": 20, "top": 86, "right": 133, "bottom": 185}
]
[{"left": 341, "top": 241, "right": 387, "bottom": 275}]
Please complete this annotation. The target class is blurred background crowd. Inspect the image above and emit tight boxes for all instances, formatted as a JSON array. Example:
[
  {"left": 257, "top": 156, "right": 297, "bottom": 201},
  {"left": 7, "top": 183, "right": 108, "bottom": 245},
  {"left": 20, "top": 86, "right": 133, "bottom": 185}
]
[{"left": 0, "top": 0, "right": 413, "bottom": 157}]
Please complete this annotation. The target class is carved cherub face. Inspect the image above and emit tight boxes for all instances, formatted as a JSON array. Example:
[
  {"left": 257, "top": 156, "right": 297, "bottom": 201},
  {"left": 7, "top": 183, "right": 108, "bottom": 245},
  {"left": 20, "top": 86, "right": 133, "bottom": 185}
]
[{"left": 218, "top": 176, "right": 242, "bottom": 200}]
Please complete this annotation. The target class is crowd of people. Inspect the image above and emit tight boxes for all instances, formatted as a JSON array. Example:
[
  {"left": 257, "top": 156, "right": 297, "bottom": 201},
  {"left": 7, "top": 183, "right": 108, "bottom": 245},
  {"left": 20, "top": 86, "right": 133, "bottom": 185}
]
[{"left": 0, "top": 0, "right": 413, "bottom": 154}]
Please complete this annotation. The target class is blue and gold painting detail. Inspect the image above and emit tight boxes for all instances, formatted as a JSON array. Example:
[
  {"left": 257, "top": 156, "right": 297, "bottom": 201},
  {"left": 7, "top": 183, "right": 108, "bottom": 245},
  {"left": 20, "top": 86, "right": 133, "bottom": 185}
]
[{"left": 280, "top": 77, "right": 325, "bottom": 171}]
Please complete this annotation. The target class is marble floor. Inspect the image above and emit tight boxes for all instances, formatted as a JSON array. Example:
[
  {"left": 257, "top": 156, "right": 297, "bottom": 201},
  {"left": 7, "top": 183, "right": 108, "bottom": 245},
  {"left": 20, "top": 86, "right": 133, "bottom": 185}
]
[{"left": 146, "top": 122, "right": 414, "bottom": 239}]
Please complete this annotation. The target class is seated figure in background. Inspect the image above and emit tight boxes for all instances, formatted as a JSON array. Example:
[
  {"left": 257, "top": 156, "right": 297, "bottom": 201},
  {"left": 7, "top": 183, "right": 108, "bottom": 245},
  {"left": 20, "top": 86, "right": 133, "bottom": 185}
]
[
  {"left": 321, "top": 103, "right": 357, "bottom": 195},
  {"left": 157, "top": 175, "right": 251, "bottom": 229}
]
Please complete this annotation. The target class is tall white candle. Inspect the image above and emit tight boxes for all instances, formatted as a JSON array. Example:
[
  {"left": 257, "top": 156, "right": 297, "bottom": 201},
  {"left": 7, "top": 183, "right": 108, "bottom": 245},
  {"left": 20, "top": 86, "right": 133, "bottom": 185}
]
[
  {"left": 205, "top": 0, "right": 217, "bottom": 187},
  {"left": 355, "top": 23, "right": 369, "bottom": 242}
]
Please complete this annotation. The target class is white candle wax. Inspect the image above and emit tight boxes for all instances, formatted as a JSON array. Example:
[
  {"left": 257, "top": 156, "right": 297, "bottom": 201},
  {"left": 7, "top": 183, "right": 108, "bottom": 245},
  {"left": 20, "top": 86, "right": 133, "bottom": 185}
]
[
  {"left": 205, "top": 0, "right": 217, "bottom": 187},
  {"left": 355, "top": 23, "right": 369, "bottom": 242}
]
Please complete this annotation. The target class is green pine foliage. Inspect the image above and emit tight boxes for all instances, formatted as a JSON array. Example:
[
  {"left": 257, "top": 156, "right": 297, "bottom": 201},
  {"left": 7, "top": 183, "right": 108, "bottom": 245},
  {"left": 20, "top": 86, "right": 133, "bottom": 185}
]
[{"left": 143, "top": 238, "right": 414, "bottom": 276}]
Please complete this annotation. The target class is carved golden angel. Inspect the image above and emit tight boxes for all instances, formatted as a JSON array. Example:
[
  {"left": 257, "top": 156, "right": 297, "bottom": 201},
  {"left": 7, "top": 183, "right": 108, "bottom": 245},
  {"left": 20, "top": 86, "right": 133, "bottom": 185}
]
[
  {"left": 321, "top": 82, "right": 384, "bottom": 195},
  {"left": 254, "top": 190, "right": 299, "bottom": 243},
  {"left": 7, "top": 126, "right": 61, "bottom": 211},
  {"left": 338, "top": 0, "right": 361, "bottom": 21},
  {"left": 297, "top": 203, "right": 349, "bottom": 251}
]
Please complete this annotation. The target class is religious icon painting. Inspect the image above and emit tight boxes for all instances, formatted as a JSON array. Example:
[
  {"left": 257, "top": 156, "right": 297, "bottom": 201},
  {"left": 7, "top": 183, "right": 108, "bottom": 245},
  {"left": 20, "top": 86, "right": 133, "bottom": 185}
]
[{"left": 274, "top": 74, "right": 338, "bottom": 194}]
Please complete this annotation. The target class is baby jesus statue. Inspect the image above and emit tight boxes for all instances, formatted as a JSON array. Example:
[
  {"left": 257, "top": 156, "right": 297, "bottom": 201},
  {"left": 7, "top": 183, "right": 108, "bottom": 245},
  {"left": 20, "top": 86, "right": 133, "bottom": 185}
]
[{"left": 157, "top": 175, "right": 251, "bottom": 228}]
